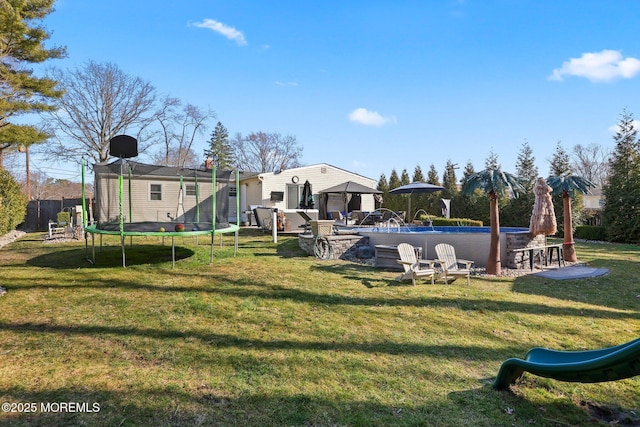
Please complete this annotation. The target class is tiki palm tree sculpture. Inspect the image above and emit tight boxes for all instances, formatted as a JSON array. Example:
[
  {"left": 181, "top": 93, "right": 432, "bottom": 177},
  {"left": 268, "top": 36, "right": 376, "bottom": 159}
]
[
  {"left": 462, "top": 169, "right": 525, "bottom": 275},
  {"left": 546, "top": 175, "right": 595, "bottom": 262}
]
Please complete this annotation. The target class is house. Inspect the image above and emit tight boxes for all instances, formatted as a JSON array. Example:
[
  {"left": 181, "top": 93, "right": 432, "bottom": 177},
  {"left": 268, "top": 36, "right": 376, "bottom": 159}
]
[{"left": 239, "top": 163, "right": 379, "bottom": 232}]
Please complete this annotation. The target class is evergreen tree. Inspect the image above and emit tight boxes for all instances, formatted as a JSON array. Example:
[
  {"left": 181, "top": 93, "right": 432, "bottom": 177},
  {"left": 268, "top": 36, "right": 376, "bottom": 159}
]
[
  {"left": 485, "top": 149, "right": 501, "bottom": 170},
  {"left": 412, "top": 165, "right": 425, "bottom": 183},
  {"left": 412, "top": 165, "right": 427, "bottom": 214},
  {"left": 425, "top": 164, "right": 442, "bottom": 216},
  {"left": 442, "top": 160, "right": 459, "bottom": 197},
  {"left": 398, "top": 169, "right": 412, "bottom": 217},
  {"left": 602, "top": 109, "right": 640, "bottom": 242},
  {"left": 204, "top": 122, "right": 234, "bottom": 168},
  {"left": 377, "top": 173, "right": 388, "bottom": 193},
  {"left": 461, "top": 161, "right": 475, "bottom": 183},
  {"left": 0, "top": 0, "right": 66, "bottom": 167},
  {"left": 400, "top": 169, "right": 411, "bottom": 186},
  {"left": 388, "top": 169, "right": 401, "bottom": 189},
  {"left": 453, "top": 160, "right": 484, "bottom": 221},
  {"left": 549, "top": 141, "right": 572, "bottom": 175},
  {"left": 0, "top": 167, "right": 27, "bottom": 234},
  {"left": 548, "top": 140, "right": 585, "bottom": 236},
  {"left": 386, "top": 169, "right": 403, "bottom": 212},
  {"left": 516, "top": 140, "right": 538, "bottom": 190},
  {"left": 502, "top": 141, "right": 538, "bottom": 227},
  {"left": 427, "top": 164, "right": 440, "bottom": 185}
]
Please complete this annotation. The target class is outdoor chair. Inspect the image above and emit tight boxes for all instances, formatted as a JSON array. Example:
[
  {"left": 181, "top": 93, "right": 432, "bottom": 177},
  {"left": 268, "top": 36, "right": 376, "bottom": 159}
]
[
  {"left": 396, "top": 243, "right": 437, "bottom": 286},
  {"left": 434, "top": 243, "right": 474, "bottom": 285},
  {"left": 330, "top": 211, "right": 344, "bottom": 224}
]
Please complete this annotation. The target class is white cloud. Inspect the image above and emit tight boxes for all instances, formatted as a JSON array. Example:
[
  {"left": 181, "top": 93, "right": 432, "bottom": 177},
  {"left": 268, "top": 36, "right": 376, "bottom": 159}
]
[
  {"left": 193, "top": 19, "right": 247, "bottom": 46},
  {"left": 348, "top": 108, "right": 397, "bottom": 126},
  {"left": 275, "top": 81, "right": 299, "bottom": 87},
  {"left": 549, "top": 49, "right": 640, "bottom": 83}
]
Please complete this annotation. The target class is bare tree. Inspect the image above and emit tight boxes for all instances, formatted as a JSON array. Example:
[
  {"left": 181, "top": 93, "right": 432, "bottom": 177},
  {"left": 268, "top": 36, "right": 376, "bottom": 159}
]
[
  {"left": 42, "top": 61, "right": 157, "bottom": 164},
  {"left": 152, "top": 96, "right": 215, "bottom": 168},
  {"left": 232, "top": 131, "right": 303, "bottom": 173},
  {"left": 571, "top": 143, "right": 610, "bottom": 187},
  {"left": 150, "top": 146, "right": 200, "bottom": 169}
]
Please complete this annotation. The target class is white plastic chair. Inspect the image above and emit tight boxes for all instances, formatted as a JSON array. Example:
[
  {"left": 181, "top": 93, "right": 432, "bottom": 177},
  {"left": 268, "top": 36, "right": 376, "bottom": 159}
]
[
  {"left": 396, "top": 243, "right": 436, "bottom": 286},
  {"left": 435, "top": 243, "right": 474, "bottom": 285}
]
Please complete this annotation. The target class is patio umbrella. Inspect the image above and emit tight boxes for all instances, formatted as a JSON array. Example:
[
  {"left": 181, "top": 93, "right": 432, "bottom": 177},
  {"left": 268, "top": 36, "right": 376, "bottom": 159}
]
[
  {"left": 529, "top": 177, "right": 557, "bottom": 236},
  {"left": 388, "top": 182, "right": 445, "bottom": 219},
  {"left": 300, "top": 180, "right": 314, "bottom": 209}
]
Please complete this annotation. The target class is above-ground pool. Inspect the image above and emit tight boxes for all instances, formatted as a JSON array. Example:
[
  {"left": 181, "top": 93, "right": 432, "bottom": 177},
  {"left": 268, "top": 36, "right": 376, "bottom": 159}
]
[{"left": 353, "top": 225, "right": 532, "bottom": 268}]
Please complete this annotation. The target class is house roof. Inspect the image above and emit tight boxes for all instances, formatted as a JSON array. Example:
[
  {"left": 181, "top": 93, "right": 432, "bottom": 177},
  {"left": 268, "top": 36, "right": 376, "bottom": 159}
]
[
  {"left": 93, "top": 160, "right": 236, "bottom": 180},
  {"left": 239, "top": 163, "right": 375, "bottom": 183},
  {"left": 320, "top": 181, "right": 382, "bottom": 194}
]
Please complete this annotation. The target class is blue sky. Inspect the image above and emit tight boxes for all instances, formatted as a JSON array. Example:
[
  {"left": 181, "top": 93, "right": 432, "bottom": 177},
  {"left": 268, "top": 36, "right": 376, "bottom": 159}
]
[{"left": 23, "top": 0, "right": 640, "bottom": 182}]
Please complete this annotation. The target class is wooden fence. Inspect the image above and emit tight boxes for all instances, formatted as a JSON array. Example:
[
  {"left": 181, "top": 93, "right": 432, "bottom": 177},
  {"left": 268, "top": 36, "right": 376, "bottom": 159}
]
[{"left": 20, "top": 198, "right": 94, "bottom": 231}]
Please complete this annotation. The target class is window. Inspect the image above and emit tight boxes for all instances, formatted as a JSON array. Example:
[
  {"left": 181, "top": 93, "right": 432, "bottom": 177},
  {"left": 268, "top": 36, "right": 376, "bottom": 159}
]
[
  {"left": 270, "top": 191, "right": 284, "bottom": 202},
  {"left": 186, "top": 184, "right": 197, "bottom": 196},
  {"left": 150, "top": 184, "right": 162, "bottom": 201}
]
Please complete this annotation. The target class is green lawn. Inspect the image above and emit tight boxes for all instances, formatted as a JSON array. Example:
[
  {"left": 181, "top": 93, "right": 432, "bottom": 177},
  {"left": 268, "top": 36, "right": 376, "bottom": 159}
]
[{"left": 0, "top": 229, "right": 639, "bottom": 426}]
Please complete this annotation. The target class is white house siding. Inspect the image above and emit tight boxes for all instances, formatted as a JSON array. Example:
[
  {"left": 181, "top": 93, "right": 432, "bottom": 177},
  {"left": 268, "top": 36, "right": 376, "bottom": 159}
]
[
  {"left": 96, "top": 174, "right": 216, "bottom": 224},
  {"left": 241, "top": 164, "right": 377, "bottom": 214}
]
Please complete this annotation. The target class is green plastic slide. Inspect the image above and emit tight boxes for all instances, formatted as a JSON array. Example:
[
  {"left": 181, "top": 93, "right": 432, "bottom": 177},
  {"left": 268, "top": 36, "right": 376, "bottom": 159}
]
[{"left": 493, "top": 337, "right": 640, "bottom": 390}]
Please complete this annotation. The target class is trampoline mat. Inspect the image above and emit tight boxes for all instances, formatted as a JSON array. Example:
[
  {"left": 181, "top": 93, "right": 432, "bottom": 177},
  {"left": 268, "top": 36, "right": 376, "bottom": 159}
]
[{"left": 93, "top": 221, "right": 228, "bottom": 233}]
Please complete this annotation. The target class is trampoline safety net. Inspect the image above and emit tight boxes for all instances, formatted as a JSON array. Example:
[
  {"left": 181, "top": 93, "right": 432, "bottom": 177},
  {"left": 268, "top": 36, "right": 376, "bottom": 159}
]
[{"left": 93, "top": 160, "right": 233, "bottom": 229}]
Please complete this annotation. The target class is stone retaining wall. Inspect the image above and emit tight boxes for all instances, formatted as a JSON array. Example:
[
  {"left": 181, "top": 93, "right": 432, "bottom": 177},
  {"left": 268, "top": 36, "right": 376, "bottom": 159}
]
[
  {"left": 299, "top": 230, "right": 548, "bottom": 269},
  {"left": 298, "top": 233, "right": 372, "bottom": 260},
  {"left": 505, "top": 232, "right": 547, "bottom": 269}
]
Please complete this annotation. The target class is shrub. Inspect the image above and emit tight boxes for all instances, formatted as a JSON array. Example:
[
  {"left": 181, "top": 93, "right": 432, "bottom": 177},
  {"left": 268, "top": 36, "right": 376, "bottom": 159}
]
[
  {"left": 57, "top": 211, "right": 71, "bottom": 224},
  {"left": 575, "top": 225, "right": 607, "bottom": 241},
  {"left": 416, "top": 214, "right": 483, "bottom": 227},
  {"left": 0, "top": 168, "right": 27, "bottom": 235}
]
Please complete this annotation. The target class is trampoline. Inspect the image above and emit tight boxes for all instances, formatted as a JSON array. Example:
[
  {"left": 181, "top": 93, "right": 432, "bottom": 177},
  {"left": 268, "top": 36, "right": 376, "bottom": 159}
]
[{"left": 82, "top": 157, "right": 240, "bottom": 267}]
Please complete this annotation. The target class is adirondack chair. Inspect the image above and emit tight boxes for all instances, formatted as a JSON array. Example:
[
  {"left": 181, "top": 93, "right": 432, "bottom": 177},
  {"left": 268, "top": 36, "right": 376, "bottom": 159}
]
[
  {"left": 396, "top": 243, "right": 436, "bottom": 286},
  {"left": 434, "top": 243, "right": 473, "bottom": 285}
]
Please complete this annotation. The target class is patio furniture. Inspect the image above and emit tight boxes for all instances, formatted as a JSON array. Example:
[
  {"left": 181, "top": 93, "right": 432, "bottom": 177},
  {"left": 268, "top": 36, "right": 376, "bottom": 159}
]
[
  {"left": 435, "top": 243, "right": 473, "bottom": 285},
  {"left": 396, "top": 243, "right": 437, "bottom": 286}
]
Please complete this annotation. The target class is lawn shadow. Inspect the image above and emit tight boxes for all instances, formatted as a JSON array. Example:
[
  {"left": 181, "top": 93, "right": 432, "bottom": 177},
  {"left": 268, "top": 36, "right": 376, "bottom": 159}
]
[
  {"left": 512, "top": 258, "right": 640, "bottom": 312},
  {"left": 448, "top": 384, "right": 598, "bottom": 426},
  {"left": 0, "top": 384, "right": 460, "bottom": 426},
  {"left": 311, "top": 260, "right": 400, "bottom": 287},
  {"left": 26, "top": 245, "right": 195, "bottom": 269}
]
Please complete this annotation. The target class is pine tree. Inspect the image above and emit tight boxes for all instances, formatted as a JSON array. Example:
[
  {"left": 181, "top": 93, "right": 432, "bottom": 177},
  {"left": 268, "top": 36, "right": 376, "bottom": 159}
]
[
  {"left": 376, "top": 173, "right": 388, "bottom": 193},
  {"left": 602, "top": 109, "right": 640, "bottom": 242},
  {"left": 399, "top": 169, "right": 410, "bottom": 186},
  {"left": 484, "top": 149, "right": 501, "bottom": 170},
  {"left": 412, "top": 165, "right": 425, "bottom": 183},
  {"left": 386, "top": 169, "right": 403, "bottom": 212},
  {"left": 411, "top": 165, "right": 428, "bottom": 214},
  {"left": 442, "top": 160, "right": 459, "bottom": 197},
  {"left": 461, "top": 161, "right": 475, "bottom": 183},
  {"left": 427, "top": 164, "right": 440, "bottom": 185},
  {"left": 502, "top": 141, "right": 538, "bottom": 227},
  {"left": 204, "top": 122, "right": 233, "bottom": 168},
  {"left": 0, "top": 0, "right": 66, "bottom": 167},
  {"left": 548, "top": 140, "right": 586, "bottom": 238},
  {"left": 516, "top": 140, "right": 538, "bottom": 190},
  {"left": 549, "top": 141, "right": 572, "bottom": 175}
]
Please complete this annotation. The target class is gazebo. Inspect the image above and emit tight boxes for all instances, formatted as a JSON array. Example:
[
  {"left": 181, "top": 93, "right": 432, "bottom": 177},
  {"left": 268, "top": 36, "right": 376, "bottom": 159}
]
[{"left": 318, "top": 181, "right": 382, "bottom": 219}]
